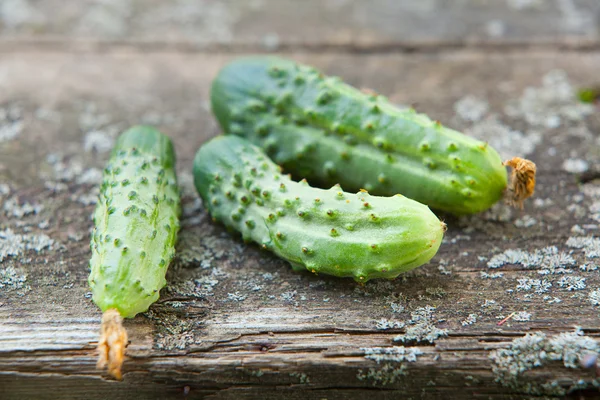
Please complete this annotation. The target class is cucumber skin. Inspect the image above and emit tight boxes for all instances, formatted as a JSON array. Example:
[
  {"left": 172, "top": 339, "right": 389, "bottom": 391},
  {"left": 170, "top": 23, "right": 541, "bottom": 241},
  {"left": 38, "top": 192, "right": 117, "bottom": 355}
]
[
  {"left": 193, "top": 135, "right": 444, "bottom": 282},
  {"left": 211, "top": 56, "right": 508, "bottom": 215},
  {"left": 88, "top": 126, "right": 181, "bottom": 318}
]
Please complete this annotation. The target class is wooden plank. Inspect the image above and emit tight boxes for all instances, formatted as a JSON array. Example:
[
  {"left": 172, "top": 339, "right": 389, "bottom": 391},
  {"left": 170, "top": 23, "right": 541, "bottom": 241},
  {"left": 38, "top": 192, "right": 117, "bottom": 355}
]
[
  {"left": 0, "top": 0, "right": 598, "bottom": 51},
  {"left": 1, "top": 51, "right": 600, "bottom": 398}
]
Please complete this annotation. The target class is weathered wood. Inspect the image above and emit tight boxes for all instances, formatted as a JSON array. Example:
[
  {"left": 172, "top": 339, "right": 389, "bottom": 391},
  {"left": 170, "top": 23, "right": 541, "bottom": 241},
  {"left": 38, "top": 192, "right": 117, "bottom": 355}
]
[
  {"left": 1, "top": 50, "right": 600, "bottom": 399},
  {"left": 0, "top": 0, "right": 598, "bottom": 51}
]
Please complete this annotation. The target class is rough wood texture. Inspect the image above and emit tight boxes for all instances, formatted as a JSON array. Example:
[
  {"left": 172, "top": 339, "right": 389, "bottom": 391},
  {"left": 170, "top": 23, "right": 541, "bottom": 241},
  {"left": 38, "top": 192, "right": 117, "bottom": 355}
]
[
  {"left": 1, "top": 3, "right": 600, "bottom": 399},
  {"left": 1, "top": 50, "right": 599, "bottom": 399}
]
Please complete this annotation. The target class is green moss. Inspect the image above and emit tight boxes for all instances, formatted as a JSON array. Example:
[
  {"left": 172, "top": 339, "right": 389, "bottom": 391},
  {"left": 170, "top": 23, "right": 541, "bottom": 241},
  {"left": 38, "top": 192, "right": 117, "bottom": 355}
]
[
  {"left": 578, "top": 87, "right": 600, "bottom": 104},
  {"left": 490, "top": 328, "right": 599, "bottom": 395},
  {"left": 289, "top": 372, "right": 310, "bottom": 384},
  {"left": 357, "top": 363, "right": 407, "bottom": 386}
]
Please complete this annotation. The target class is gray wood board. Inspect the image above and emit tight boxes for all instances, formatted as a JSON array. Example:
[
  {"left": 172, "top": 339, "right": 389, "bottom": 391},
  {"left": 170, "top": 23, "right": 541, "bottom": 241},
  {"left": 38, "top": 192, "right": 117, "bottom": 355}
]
[
  {"left": 0, "top": 0, "right": 598, "bottom": 51},
  {"left": 0, "top": 51, "right": 600, "bottom": 398}
]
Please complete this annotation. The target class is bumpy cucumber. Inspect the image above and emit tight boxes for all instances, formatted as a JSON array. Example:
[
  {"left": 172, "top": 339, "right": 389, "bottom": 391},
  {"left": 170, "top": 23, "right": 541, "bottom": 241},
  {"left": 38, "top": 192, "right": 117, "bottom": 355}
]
[
  {"left": 89, "top": 126, "right": 181, "bottom": 317},
  {"left": 89, "top": 126, "right": 181, "bottom": 379},
  {"left": 194, "top": 135, "right": 444, "bottom": 282},
  {"left": 211, "top": 56, "right": 508, "bottom": 215}
]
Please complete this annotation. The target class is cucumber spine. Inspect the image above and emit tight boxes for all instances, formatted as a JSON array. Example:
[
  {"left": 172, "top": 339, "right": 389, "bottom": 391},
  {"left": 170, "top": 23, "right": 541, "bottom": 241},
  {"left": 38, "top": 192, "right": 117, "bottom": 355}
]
[{"left": 194, "top": 135, "right": 444, "bottom": 282}]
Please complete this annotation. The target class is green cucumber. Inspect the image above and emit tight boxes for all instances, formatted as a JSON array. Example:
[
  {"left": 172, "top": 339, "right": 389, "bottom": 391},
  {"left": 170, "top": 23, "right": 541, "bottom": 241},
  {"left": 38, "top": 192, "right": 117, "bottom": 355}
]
[
  {"left": 210, "top": 56, "right": 509, "bottom": 215},
  {"left": 88, "top": 125, "right": 181, "bottom": 379},
  {"left": 194, "top": 135, "right": 444, "bottom": 282}
]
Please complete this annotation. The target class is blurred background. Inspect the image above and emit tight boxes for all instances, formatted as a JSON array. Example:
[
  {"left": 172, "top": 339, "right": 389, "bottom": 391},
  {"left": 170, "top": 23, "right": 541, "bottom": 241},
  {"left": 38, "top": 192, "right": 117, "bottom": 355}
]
[{"left": 0, "top": 0, "right": 599, "bottom": 47}]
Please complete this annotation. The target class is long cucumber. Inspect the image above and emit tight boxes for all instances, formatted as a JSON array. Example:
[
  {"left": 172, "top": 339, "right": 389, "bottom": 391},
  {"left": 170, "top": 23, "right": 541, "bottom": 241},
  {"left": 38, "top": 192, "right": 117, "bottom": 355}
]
[
  {"left": 211, "top": 56, "right": 535, "bottom": 215},
  {"left": 88, "top": 125, "right": 181, "bottom": 379}
]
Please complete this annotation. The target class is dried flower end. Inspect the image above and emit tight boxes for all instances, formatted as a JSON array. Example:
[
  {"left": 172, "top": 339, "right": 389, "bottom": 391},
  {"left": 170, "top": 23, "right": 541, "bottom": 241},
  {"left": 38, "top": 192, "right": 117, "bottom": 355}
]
[
  {"left": 503, "top": 157, "right": 537, "bottom": 209},
  {"left": 440, "top": 221, "right": 448, "bottom": 233},
  {"left": 97, "top": 308, "right": 128, "bottom": 380}
]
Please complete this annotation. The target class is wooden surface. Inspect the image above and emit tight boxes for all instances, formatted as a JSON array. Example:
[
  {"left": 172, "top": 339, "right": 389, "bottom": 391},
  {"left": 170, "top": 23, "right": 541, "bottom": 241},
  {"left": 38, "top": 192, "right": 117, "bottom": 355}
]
[
  {"left": 0, "top": 0, "right": 599, "bottom": 50},
  {"left": 1, "top": 1, "right": 600, "bottom": 399}
]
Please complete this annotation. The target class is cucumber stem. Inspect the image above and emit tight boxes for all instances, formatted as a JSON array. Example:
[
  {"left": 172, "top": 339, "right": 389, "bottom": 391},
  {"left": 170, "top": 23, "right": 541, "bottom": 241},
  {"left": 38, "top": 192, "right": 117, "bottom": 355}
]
[
  {"left": 503, "top": 157, "right": 537, "bottom": 209},
  {"left": 97, "top": 308, "right": 128, "bottom": 380}
]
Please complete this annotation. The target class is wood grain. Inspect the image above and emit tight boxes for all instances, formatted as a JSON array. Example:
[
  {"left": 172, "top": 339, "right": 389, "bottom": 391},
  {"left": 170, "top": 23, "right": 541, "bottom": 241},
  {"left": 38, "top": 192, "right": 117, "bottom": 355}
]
[{"left": 1, "top": 50, "right": 600, "bottom": 398}]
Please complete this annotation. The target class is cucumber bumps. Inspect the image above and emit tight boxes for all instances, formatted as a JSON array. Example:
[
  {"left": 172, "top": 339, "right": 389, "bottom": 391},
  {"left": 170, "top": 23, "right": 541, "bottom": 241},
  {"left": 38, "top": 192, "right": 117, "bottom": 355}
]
[
  {"left": 89, "top": 126, "right": 181, "bottom": 379},
  {"left": 211, "top": 56, "right": 535, "bottom": 215},
  {"left": 194, "top": 135, "right": 445, "bottom": 282}
]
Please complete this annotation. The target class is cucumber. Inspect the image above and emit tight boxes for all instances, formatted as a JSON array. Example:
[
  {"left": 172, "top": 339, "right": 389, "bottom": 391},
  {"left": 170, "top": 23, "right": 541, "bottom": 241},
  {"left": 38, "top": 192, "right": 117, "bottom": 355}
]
[
  {"left": 210, "top": 56, "right": 513, "bottom": 215},
  {"left": 193, "top": 135, "right": 444, "bottom": 282},
  {"left": 88, "top": 125, "right": 181, "bottom": 379}
]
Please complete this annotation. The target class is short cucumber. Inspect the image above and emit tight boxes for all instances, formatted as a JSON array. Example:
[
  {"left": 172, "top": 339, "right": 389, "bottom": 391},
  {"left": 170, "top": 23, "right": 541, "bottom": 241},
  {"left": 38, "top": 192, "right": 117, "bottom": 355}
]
[
  {"left": 88, "top": 125, "right": 181, "bottom": 379},
  {"left": 193, "top": 135, "right": 444, "bottom": 282},
  {"left": 210, "top": 56, "right": 509, "bottom": 215}
]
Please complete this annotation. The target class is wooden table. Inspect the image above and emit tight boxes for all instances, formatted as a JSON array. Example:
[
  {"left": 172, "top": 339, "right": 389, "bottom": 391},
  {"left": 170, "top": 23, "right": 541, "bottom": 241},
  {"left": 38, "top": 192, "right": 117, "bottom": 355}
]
[{"left": 1, "top": 1, "right": 600, "bottom": 398}]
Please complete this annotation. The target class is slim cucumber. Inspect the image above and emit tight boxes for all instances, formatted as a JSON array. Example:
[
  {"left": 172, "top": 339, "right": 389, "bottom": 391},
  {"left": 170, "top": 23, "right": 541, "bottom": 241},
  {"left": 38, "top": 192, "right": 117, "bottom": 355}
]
[
  {"left": 210, "top": 56, "right": 517, "bottom": 215},
  {"left": 88, "top": 125, "right": 181, "bottom": 379},
  {"left": 194, "top": 135, "right": 445, "bottom": 282}
]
